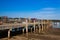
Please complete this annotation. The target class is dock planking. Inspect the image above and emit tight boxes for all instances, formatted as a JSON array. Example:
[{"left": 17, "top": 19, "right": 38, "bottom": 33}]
[{"left": 0, "top": 22, "right": 49, "bottom": 30}]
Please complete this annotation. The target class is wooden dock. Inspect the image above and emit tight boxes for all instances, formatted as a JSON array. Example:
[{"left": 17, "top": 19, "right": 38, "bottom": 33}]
[{"left": 0, "top": 19, "right": 52, "bottom": 39}]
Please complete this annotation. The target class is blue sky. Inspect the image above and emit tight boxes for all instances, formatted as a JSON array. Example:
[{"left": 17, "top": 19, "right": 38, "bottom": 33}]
[{"left": 0, "top": 0, "right": 60, "bottom": 19}]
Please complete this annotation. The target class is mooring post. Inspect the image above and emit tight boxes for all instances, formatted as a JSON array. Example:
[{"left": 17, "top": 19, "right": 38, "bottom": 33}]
[
  {"left": 8, "top": 29, "right": 10, "bottom": 39},
  {"left": 44, "top": 20, "right": 45, "bottom": 31},
  {"left": 26, "top": 19, "right": 28, "bottom": 35},
  {"left": 28, "top": 17, "right": 30, "bottom": 23},
  {"left": 38, "top": 21, "right": 40, "bottom": 33},
  {"left": 23, "top": 28, "right": 24, "bottom": 34},
  {"left": 31, "top": 28, "right": 32, "bottom": 33},
  {"left": 42, "top": 20, "right": 43, "bottom": 31},
  {"left": 8, "top": 29, "right": 12, "bottom": 39},
  {"left": 47, "top": 20, "right": 48, "bottom": 29},
  {"left": 36, "top": 26, "right": 37, "bottom": 32},
  {"left": 44, "top": 20, "right": 46, "bottom": 32},
  {"left": 34, "top": 20, "right": 35, "bottom": 33}
]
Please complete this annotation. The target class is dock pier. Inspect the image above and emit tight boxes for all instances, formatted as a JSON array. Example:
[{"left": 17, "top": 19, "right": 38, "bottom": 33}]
[{"left": 0, "top": 19, "right": 52, "bottom": 39}]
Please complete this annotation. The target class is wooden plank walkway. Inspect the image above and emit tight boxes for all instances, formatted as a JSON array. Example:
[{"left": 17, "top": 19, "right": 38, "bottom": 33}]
[{"left": 0, "top": 22, "right": 48, "bottom": 30}]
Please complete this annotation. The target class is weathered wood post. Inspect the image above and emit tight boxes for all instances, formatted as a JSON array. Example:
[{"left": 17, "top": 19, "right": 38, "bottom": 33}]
[
  {"left": 44, "top": 20, "right": 45, "bottom": 31},
  {"left": 8, "top": 29, "right": 12, "bottom": 39},
  {"left": 23, "top": 28, "right": 25, "bottom": 34},
  {"left": 36, "top": 25, "right": 37, "bottom": 32},
  {"left": 8, "top": 29, "right": 10, "bottom": 39},
  {"left": 28, "top": 17, "right": 30, "bottom": 23},
  {"left": 31, "top": 28, "right": 32, "bottom": 33},
  {"left": 47, "top": 20, "right": 48, "bottom": 29},
  {"left": 44, "top": 20, "right": 46, "bottom": 32},
  {"left": 49, "top": 20, "right": 52, "bottom": 28},
  {"left": 26, "top": 19, "right": 28, "bottom": 35},
  {"left": 42, "top": 20, "right": 43, "bottom": 31},
  {"left": 38, "top": 20, "right": 40, "bottom": 33},
  {"left": 34, "top": 20, "right": 35, "bottom": 33}
]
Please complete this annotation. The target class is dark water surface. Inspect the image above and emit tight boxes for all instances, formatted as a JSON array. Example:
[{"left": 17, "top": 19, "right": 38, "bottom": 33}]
[{"left": 0, "top": 25, "right": 34, "bottom": 39}]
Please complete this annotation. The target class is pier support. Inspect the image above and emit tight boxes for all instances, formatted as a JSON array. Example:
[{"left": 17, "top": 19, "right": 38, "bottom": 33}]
[
  {"left": 23, "top": 28, "right": 25, "bottom": 34},
  {"left": 47, "top": 20, "right": 49, "bottom": 29},
  {"left": 35, "top": 26, "right": 37, "bottom": 32},
  {"left": 31, "top": 28, "right": 32, "bottom": 33},
  {"left": 44, "top": 20, "right": 45, "bottom": 31},
  {"left": 34, "top": 20, "right": 35, "bottom": 33},
  {"left": 26, "top": 19, "right": 28, "bottom": 36},
  {"left": 28, "top": 17, "right": 31, "bottom": 23},
  {"left": 41, "top": 20, "right": 43, "bottom": 31},
  {"left": 8, "top": 29, "right": 12, "bottom": 39},
  {"left": 38, "top": 22, "right": 40, "bottom": 33}
]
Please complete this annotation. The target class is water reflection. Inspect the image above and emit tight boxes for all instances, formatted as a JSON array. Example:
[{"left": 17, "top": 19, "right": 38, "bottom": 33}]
[{"left": 52, "top": 22, "right": 60, "bottom": 28}]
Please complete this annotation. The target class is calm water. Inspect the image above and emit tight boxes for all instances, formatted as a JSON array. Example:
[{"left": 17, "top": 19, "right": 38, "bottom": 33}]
[
  {"left": 52, "top": 22, "right": 60, "bottom": 28},
  {"left": 0, "top": 25, "right": 34, "bottom": 38}
]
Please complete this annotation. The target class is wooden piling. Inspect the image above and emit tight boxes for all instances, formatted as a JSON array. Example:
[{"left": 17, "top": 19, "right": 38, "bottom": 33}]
[
  {"left": 41, "top": 20, "right": 43, "bottom": 31},
  {"left": 35, "top": 26, "right": 37, "bottom": 32},
  {"left": 28, "top": 17, "right": 30, "bottom": 23},
  {"left": 38, "top": 21, "right": 40, "bottom": 33},
  {"left": 8, "top": 29, "right": 12, "bottom": 39},
  {"left": 47, "top": 20, "right": 48, "bottom": 29},
  {"left": 34, "top": 20, "right": 35, "bottom": 33},
  {"left": 31, "top": 28, "right": 32, "bottom": 33},
  {"left": 26, "top": 19, "right": 28, "bottom": 34},
  {"left": 44, "top": 20, "right": 45, "bottom": 31},
  {"left": 23, "top": 28, "right": 24, "bottom": 34},
  {"left": 8, "top": 30, "right": 10, "bottom": 39}
]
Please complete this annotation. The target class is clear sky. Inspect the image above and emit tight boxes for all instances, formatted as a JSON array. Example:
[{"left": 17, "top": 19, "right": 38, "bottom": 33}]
[{"left": 0, "top": 0, "right": 60, "bottom": 19}]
